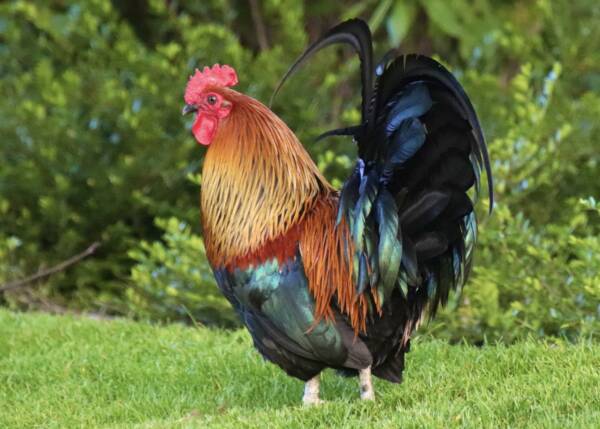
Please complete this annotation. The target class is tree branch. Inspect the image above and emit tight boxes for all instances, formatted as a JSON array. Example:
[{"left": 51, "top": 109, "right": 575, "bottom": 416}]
[
  {"left": 0, "top": 242, "right": 101, "bottom": 293},
  {"left": 248, "top": 0, "right": 269, "bottom": 51}
]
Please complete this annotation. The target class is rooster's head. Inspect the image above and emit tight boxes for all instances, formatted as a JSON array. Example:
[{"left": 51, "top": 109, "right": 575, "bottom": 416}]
[{"left": 182, "top": 64, "right": 238, "bottom": 146}]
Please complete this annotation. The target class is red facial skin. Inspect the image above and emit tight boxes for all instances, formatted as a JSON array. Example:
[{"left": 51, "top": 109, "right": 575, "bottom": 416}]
[{"left": 190, "top": 92, "right": 233, "bottom": 146}]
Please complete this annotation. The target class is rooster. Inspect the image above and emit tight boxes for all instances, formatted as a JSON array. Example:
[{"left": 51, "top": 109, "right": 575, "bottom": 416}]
[{"left": 182, "top": 19, "right": 492, "bottom": 405}]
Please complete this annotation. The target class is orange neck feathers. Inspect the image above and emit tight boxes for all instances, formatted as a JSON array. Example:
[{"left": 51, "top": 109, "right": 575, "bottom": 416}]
[
  {"left": 200, "top": 89, "right": 332, "bottom": 267},
  {"left": 299, "top": 196, "right": 380, "bottom": 333}
]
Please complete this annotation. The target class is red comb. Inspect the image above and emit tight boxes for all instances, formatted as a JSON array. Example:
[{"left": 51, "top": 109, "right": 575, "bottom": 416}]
[{"left": 184, "top": 64, "right": 238, "bottom": 104}]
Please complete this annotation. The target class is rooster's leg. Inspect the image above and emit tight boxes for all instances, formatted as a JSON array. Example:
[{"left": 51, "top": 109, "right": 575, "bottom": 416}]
[
  {"left": 302, "top": 374, "right": 323, "bottom": 406},
  {"left": 359, "top": 366, "right": 375, "bottom": 401}
]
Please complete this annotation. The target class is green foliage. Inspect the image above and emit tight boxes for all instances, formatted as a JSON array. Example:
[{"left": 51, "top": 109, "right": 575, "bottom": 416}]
[
  {"left": 365, "top": 0, "right": 499, "bottom": 59},
  {"left": 1, "top": 0, "right": 197, "bottom": 309},
  {"left": 430, "top": 199, "right": 600, "bottom": 343},
  {"left": 2, "top": 310, "right": 600, "bottom": 428},
  {"left": 127, "top": 217, "right": 237, "bottom": 327},
  {"left": 0, "top": 236, "right": 23, "bottom": 285},
  {"left": 1, "top": 0, "right": 599, "bottom": 343}
]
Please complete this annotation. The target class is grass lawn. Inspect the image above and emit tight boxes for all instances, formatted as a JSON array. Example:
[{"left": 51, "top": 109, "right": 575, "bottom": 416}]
[{"left": 0, "top": 310, "right": 598, "bottom": 428}]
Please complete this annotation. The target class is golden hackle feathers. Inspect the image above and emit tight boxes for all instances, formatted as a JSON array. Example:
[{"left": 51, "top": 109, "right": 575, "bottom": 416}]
[{"left": 201, "top": 88, "right": 331, "bottom": 267}]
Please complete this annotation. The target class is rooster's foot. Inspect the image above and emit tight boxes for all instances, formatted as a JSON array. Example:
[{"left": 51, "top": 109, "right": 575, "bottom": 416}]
[
  {"left": 302, "top": 374, "right": 324, "bottom": 406},
  {"left": 359, "top": 366, "right": 375, "bottom": 401}
]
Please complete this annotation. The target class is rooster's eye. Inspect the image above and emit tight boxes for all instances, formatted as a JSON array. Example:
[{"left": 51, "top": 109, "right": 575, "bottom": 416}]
[{"left": 206, "top": 95, "right": 217, "bottom": 105}]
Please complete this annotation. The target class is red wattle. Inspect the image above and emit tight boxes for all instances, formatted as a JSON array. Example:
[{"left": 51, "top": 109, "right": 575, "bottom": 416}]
[{"left": 192, "top": 113, "right": 218, "bottom": 146}]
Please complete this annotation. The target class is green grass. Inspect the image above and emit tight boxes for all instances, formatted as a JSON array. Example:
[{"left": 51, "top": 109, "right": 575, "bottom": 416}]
[{"left": 0, "top": 310, "right": 598, "bottom": 429}]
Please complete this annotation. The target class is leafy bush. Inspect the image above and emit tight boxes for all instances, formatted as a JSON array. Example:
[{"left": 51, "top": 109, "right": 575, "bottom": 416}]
[
  {"left": 1, "top": 0, "right": 196, "bottom": 310},
  {"left": 428, "top": 199, "right": 600, "bottom": 343},
  {"left": 127, "top": 217, "right": 237, "bottom": 327}
]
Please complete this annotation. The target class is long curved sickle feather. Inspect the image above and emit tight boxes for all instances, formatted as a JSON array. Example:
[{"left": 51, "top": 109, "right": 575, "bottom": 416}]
[
  {"left": 314, "top": 125, "right": 363, "bottom": 142},
  {"left": 270, "top": 19, "right": 374, "bottom": 127}
]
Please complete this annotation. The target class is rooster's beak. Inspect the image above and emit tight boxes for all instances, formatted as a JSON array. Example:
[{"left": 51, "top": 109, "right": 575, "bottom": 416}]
[{"left": 182, "top": 104, "right": 196, "bottom": 116}]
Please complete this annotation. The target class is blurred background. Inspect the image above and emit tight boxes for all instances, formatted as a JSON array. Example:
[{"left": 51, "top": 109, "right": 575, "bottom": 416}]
[{"left": 1, "top": 0, "right": 598, "bottom": 343}]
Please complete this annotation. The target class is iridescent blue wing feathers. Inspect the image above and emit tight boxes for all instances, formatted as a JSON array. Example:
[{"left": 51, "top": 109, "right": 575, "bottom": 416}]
[{"left": 270, "top": 19, "right": 374, "bottom": 129}]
